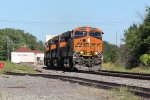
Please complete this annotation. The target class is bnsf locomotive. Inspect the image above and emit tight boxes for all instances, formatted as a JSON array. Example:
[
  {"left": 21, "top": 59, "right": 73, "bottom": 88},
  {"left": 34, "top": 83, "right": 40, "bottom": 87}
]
[{"left": 44, "top": 26, "right": 104, "bottom": 71}]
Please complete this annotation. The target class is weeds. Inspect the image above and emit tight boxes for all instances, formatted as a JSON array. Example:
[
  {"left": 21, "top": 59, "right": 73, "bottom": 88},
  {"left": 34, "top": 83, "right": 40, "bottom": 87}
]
[
  {"left": 102, "top": 63, "right": 150, "bottom": 74},
  {"left": 0, "top": 61, "right": 37, "bottom": 74},
  {"left": 110, "top": 87, "right": 141, "bottom": 100}
]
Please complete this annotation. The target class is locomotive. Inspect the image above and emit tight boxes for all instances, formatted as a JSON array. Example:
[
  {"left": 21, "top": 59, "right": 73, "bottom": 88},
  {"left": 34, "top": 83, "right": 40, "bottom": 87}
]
[{"left": 44, "top": 26, "right": 104, "bottom": 71}]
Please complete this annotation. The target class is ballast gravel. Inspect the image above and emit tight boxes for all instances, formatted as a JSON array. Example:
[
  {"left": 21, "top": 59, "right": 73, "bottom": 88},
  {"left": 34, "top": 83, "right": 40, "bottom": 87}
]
[
  {"left": 0, "top": 65, "right": 148, "bottom": 100},
  {"left": 0, "top": 74, "right": 112, "bottom": 100},
  {"left": 37, "top": 66, "right": 150, "bottom": 89}
]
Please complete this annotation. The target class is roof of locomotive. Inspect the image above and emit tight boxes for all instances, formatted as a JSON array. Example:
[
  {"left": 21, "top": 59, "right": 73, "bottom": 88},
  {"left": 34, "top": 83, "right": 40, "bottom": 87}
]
[
  {"left": 73, "top": 26, "right": 103, "bottom": 33},
  {"left": 47, "top": 26, "right": 103, "bottom": 43},
  {"left": 59, "top": 26, "right": 103, "bottom": 36},
  {"left": 60, "top": 31, "right": 72, "bottom": 37}
]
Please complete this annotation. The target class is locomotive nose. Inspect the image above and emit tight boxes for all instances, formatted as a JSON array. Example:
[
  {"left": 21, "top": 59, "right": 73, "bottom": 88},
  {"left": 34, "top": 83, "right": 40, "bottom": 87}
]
[
  {"left": 82, "top": 37, "right": 90, "bottom": 43},
  {"left": 87, "top": 37, "right": 90, "bottom": 43}
]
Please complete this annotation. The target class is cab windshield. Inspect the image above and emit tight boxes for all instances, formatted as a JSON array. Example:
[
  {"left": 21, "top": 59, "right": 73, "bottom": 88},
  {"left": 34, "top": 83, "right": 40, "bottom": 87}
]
[
  {"left": 75, "top": 31, "right": 87, "bottom": 36},
  {"left": 89, "top": 32, "right": 101, "bottom": 37}
]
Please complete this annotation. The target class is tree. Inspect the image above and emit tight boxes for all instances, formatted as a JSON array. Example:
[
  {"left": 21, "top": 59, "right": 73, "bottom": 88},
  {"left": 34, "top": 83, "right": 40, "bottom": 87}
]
[
  {"left": 36, "top": 41, "right": 45, "bottom": 51},
  {"left": 122, "top": 7, "right": 150, "bottom": 68},
  {"left": 103, "top": 41, "right": 118, "bottom": 63},
  {"left": 0, "top": 35, "right": 7, "bottom": 60},
  {"left": 0, "top": 28, "right": 45, "bottom": 61}
]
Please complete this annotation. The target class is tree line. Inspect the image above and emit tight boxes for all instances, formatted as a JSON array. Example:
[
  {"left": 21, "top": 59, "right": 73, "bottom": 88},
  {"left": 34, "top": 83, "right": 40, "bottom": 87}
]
[
  {"left": 0, "top": 28, "right": 45, "bottom": 60},
  {"left": 103, "top": 7, "right": 150, "bottom": 68}
]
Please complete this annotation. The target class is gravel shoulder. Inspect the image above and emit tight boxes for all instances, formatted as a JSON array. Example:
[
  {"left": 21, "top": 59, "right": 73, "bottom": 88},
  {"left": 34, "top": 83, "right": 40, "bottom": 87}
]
[
  {"left": 0, "top": 75, "right": 113, "bottom": 100},
  {"left": 0, "top": 65, "right": 147, "bottom": 100}
]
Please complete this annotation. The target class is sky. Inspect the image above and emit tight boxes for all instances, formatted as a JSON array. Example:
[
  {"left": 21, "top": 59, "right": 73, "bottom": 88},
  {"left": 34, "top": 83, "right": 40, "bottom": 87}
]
[{"left": 0, "top": 0, "right": 150, "bottom": 45}]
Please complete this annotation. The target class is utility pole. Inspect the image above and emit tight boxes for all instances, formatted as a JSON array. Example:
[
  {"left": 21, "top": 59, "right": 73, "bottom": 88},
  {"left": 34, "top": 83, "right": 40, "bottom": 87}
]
[
  {"left": 7, "top": 36, "right": 9, "bottom": 61},
  {"left": 120, "top": 35, "right": 122, "bottom": 46},
  {"left": 116, "top": 32, "right": 117, "bottom": 46}
]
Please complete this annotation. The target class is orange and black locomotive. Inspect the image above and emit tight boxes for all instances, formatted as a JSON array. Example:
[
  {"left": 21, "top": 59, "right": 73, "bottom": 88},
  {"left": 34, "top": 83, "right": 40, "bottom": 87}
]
[{"left": 44, "top": 26, "right": 104, "bottom": 71}]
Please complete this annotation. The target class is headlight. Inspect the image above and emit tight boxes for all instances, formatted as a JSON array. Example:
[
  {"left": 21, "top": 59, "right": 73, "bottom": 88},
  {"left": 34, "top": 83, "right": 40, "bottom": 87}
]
[
  {"left": 80, "top": 51, "right": 83, "bottom": 54},
  {"left": 95, "top": 52, "right": 98, "bottom": 55}
]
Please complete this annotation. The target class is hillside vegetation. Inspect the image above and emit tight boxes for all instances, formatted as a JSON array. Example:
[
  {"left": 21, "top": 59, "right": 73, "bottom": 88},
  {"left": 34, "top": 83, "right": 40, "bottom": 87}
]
[{"left": 0, "top": 28, "right": 45, "bottom": 60}]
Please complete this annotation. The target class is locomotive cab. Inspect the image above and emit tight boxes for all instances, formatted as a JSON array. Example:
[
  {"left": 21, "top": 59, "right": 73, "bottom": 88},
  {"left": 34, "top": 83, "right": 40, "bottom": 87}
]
[{"left": 72, "top": 27, "right": 104, "bottom": 71}]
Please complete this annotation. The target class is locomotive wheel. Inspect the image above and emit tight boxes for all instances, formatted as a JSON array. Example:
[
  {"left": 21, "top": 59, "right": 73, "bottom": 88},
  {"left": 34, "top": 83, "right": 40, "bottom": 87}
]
[
  {"left": 53, "top": 59, "right": 58, "bottom": 67},
  {"left": 70, "top": 61, "right": 78, "bottom": 71},
  {"left": 63, "top": 58, "right": 73, "bottom": 69},
  {"left": 44, "top": 58, "right": 47, "bottom": 66},
  {"left": 47, "top": 59, "right": 53, "bottom": 68},
  {"left": 46, "top": 59, "right": 51, "bottom": 68},
  {"left": 71, "top": 67, "right": 78, "bottom": 71},
  {"left": 44, "top": 59, "right": 48, "bottom": 67}
]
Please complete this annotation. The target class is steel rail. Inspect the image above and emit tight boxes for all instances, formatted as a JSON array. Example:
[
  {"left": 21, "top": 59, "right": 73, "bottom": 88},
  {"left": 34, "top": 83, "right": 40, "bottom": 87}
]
[
  {"left": 76, "top": 70, "right": 150, "bottom": 80},
  {"left": 6, "top": 72, "right": 150, "bottom": 99}
]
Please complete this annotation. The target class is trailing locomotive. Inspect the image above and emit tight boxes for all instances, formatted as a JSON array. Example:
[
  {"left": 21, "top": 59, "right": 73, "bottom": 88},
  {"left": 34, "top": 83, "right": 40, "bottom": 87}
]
[{"left": 44, "top": 26, "right": 104, "bottom": 71}]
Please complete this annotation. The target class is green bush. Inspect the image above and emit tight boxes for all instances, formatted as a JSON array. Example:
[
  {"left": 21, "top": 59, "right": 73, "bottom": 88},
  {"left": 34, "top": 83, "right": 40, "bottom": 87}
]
[{"left": 140, "top": 54, "right": 150, "bottom": 66}]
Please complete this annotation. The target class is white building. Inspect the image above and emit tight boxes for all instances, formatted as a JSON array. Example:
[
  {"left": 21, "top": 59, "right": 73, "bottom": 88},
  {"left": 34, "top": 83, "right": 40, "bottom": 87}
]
[{"left": 11, "top": 47, "right": 44, "bottom": 65}]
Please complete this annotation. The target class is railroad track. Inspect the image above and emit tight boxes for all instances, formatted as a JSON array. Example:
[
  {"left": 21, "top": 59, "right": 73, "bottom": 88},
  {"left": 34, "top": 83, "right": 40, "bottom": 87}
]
[
  {"left": 76, "top": 70, "right": 150, "bottom": 80},
  {"left": 35, "top": 66, "right": 150, "bottom": 80},
  {"left": 6, "top": 71, "right": 150, "bottom": 99},
  {"left": 42, "top": 66, "right": 150, "bottom": 80}
]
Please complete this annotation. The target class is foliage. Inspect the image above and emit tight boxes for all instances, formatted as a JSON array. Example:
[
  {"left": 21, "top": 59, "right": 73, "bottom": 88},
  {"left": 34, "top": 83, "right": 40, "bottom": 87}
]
[
  {"left": 121, "top": 7, "right": 150, "bottom": 68},
  {"left": 103, "top": 41, "right": 118, "bottom": 63},
  {"left": 0, "top": 36, "right": 7, "bottom": 60},
  {"left": 140, "top": 54, "right": 150, "bottom": 66},
  {"left": 116, "top": 45, "right": 126, "bottom": 67},
  {"left": 0, "top": 28, "right": 45, "bottom": 60},
  {"left": 102, "top": 63, "right": 150, "bottom": 74}
]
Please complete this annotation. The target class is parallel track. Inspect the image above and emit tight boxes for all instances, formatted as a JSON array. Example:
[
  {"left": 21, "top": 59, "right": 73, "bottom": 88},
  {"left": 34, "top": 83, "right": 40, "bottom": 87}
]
[
  {"left": 36, "top": 65, "right": 150, "bottom": 80},
  {"left": 6, "top": 72, "right": 150, "bottom": 98},
  {"left": 76, "top": 70, "right": 150, "bottom": 80}
]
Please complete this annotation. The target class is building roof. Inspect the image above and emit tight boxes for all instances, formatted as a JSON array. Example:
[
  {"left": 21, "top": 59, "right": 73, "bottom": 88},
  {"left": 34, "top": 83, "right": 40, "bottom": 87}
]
[
  {"left": 14, "top": 47, "right": 33, "bottom": 52},
  {"left": 14, "top": 47, "right": 43, "bottom": 53},
  {"left": 33, "top": 50, "right": 43, "bottom": 54}
]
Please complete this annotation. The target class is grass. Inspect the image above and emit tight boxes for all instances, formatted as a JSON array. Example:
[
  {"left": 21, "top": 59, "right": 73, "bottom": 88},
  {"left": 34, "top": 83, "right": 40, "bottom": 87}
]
[
  {"left": 102, "top": 63, "right": 150, "bottom": 74},
  {"left": 0, "top": 61, "right": 37, "bottom": 74},
  {"left": 110, "top": 87, "right": 141, "bottom": 100}
]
